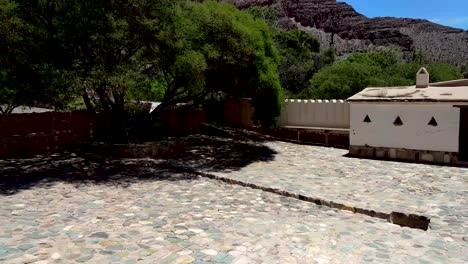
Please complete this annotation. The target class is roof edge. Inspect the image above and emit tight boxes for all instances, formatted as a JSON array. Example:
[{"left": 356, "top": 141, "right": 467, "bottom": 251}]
[
  {"left": 348, "top": 98, "right": 468, "bottom": 103},
  {"left": 430, "top": 79, "right": 468, "bottom": 87}
]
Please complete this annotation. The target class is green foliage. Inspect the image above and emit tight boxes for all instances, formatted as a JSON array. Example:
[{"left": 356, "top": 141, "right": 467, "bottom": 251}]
[
  {"left": 146, "top": 78, "right": 167, "bottom": 102},
  {"left": 152, "top": 1, "right": 283, "bottom": 126},
  {"left": 426, "top": 64, "right": 464, "bottom": 83},
  {"left": 273, "top": 29, "right": 320, "bottom": 96},
  {"left": 274, "top": 29, "right": 320, "bottom": 53},
  {"left": 375, "top": 63, "right": 420, "bottom": 86},
  {"left": 46, "top": 0, "right": 159, "bottom": 112},
  {"left": 347, "top": 49, "right": 401, "bottom": 68},
  {"left": 1, "top": 0, "right": 284, "bottom": 128},
  {"left": 246, "top": 6, "right": 280, "bottom": 27},
  {"left": 303, "top": 50, "right": 464, "bottom": 99},
  {"left": 303, "top": 61, "right": 382, "bottom": 99},
  {"left": 247, "top": 5, "right": 321, "bottom": 99},
  {"left": 0, "top": 0, "right": 166, "bottom": 114},
  {"left": 461, "top": 63, "right": 468, "bottom": 79},
  {"left": 319, "top": 48, "right": 336, "bottom": 67},
  {"left": 0, "top": 0, "right": 54, "bottom": 113}
]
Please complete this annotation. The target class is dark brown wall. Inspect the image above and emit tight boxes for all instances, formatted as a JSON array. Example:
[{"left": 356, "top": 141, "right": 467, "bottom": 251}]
[{"left": 0, "top": 111, "right": 98, "bottom": 158}]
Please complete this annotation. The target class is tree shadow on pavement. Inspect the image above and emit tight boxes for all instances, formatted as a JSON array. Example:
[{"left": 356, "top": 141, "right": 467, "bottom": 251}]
[
  {"left": 0, "top": 156, "right": 195, "bottom": 195},
  {"left": 172, "top": 135, "right": 277, "bottom": 172},
  {"left": 0, "top": 132, "right": 277, "bottom": 195}
]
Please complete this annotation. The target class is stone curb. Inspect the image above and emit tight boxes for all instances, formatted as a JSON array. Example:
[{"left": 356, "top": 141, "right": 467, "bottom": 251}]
[{"left": 167, "top": 164, "right": 431, "bottom": 231}]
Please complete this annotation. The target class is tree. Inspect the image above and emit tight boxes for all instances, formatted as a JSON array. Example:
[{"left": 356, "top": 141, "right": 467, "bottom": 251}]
[
  {"left": 4, "top": 0, "right": 177, "bottom": 141},
  {"left": 347, "top": 49, "right": 401, "bottom": 68},
  {"left": 26, "top": 0, "right": 160, "bottom": 113},
  {"left": 273, "top": 29, "right": 320, "bottom": 96},
  {"left": 247, "top": 7, "right": 321, "bottom": 97},
  {"left": 3, "top": 0, "right": 284, "bottom": 129},
  {"left": 246, "top": 5, "right": 280, "bottom": 28},
  {"left": 303, "top": 61, "right": 382, "bottom": 99},
  {"left": 319, "top": 48, "right": 336, "bottom": 68},
  {"left": 461, "top": 63, "right": 468, "bottom": 79},
  {"left": 0, "top": 0, "right": 60, "bottom": 113},
  {"left": 426, "top": 64, "right": 464, "bottom": 83},
  {"left": 0, "top": 0, "right": 27, "bottom": 113},
  {"left": 150, "top": 1, "right": 283, "bottom": 126}
]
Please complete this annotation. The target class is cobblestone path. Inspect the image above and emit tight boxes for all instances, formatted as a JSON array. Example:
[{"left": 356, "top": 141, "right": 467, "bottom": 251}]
[
  {"left": 0, "top": 172, "right": 466, "bottom": 263},
  {"left": 0, "top": 138, "right": 467, "bottom": 263},
  {"left": 177, "top": 140, "right": 467, "bottom": 240}
]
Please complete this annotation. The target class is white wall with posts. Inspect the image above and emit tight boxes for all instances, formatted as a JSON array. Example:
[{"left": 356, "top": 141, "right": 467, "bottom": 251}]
[{"left": 279, "top": 99, "right": 350, "bottom": 129}]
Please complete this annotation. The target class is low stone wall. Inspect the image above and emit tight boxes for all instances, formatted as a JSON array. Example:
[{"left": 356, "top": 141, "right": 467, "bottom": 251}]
[
  {"left": 79, "top": 141, "right": 186, "bottom": 159},
  {"left": 349, "top": 145, "right": 468, "bottom": 166},
  {"left": 249, "top": 126, "right": 349, "bottom": 149}
]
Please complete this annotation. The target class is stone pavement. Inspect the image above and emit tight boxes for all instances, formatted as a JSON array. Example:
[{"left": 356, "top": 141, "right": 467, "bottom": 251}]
[
  {"left": 0, "top": 138, "right": 467, "bottom": 263},
  {"left": 176, "top": 139, "right": 467, "bottom": 237},
  {"left": 0, "top": 165, "right": 466, "bottom": 264}
]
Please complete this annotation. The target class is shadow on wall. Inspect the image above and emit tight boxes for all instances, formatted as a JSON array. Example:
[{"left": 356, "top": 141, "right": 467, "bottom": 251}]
[{"left": 0, "top": 134, "right": 277, "bottom": 195}]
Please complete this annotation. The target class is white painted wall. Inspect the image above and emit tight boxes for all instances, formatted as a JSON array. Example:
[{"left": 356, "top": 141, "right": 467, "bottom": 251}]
[
  {"left": 350, "top": 102, "right": 467, "bottom": 152},
  {"left": 279, "top": 100, "right": 350, "bottom": 129}
]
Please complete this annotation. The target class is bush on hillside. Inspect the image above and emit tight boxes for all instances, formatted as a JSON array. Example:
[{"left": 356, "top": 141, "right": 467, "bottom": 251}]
[{"left": 303, "top": 51, "right": 465, "bottom": 99}]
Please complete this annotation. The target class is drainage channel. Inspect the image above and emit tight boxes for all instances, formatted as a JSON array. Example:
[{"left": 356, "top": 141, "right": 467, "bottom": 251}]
[{"left": 170, "top": 165, "right": 431, "bottom": 231}]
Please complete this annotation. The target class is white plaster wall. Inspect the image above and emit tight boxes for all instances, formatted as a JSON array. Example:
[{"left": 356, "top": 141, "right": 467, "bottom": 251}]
[
  {"left": 350, "top": 102, "right": 466, "bottom": 152},
  {"left": 279, "top": 100, "right": 350, "bottom": 128}
]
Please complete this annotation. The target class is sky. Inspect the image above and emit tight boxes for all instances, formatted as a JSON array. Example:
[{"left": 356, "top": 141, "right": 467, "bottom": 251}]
[{"left": 340, "top": 0, "right": 468, "bottom": 30}]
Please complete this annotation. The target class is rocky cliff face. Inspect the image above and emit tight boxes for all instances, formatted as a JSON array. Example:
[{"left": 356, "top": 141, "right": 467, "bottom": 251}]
[{"left": 222, "top": 0, "right": 468, "bottom": 65}]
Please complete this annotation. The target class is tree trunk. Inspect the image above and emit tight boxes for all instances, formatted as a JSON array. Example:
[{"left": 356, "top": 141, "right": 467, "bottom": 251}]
[
  {"left": 0, "top": 105, "right": 18, "bottom": 114},
  {"left": 111, "top": 96, "right": 128, "bottom": 144},
  {"left": 82, "top": 92, "right": 95, "bottom": 113}
]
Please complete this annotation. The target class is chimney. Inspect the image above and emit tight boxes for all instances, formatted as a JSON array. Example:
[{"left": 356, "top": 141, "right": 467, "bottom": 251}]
[{"left": 416, "top": 67, "right": 430, "bottom": 88}]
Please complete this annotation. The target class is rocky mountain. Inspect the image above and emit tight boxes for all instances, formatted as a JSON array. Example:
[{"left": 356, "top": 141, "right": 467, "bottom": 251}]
[{"left": 222, "top": 0, "right": 468, "bottom": 65}]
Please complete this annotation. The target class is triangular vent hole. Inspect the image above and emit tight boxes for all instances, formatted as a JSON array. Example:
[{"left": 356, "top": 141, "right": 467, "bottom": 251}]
[
  {"left": 393, "top": 116, "right": 403, "bottom": 126},
  {"left": 363, "top": 115, "right": 371, "bottom": 123},
  {"left": 428, "top": 117, "right": 438, "bottom": 126}
]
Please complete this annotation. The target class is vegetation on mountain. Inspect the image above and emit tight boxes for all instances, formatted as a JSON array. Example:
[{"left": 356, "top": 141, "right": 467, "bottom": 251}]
[
  {"left": 226, "top": 0, "right": 468, "bottom": 66},
  {"left": 274, "top": 29, "right": 320, "bottom": 96},
  {"left": 302, "top": 50, "right": 464, "bottom": 99},
  {"left": 247, "top": 5, "right": 320, "bottom": 97},
  {"left": 460, "top": 63, "right": 468, "bottom": 79}
]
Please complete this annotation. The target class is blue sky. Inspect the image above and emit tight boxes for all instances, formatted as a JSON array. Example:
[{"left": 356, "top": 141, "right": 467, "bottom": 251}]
[{"left": 340, "top": 0, "right": 468, "bottom": 30}]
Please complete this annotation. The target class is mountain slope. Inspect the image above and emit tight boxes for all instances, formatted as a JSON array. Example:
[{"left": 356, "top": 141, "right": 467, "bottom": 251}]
[{"left": 223, "top": 0, "right": 468, "bottom": 65}]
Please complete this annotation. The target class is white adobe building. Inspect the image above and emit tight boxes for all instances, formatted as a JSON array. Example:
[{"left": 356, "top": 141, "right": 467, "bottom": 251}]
[{"left": 348, "top": 68, "right": 468, "bottom": 165}]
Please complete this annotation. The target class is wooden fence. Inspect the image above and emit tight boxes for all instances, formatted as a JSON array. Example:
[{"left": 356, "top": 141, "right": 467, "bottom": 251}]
[
  {"left": 0, "top": 111, "right": 98, "bottom": 158},
  {"left": 0, "top": 99, "right": 351, "bottom": 158},
  {"left": 223, "top": 99, "right": 255, "bottom": 127}
]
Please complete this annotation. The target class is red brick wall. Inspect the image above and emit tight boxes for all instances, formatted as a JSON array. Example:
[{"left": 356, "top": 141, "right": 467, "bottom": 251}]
[{"left": 0, "top": 111, "right": 98, "bottom": 158}]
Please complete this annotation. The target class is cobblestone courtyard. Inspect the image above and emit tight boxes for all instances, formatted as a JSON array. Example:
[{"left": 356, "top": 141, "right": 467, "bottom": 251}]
[{"left": 0, "top": 137, "right": 467, "bottom": 263}]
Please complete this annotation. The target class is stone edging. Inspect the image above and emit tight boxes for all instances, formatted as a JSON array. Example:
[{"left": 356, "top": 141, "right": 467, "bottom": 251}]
[
  {"left": 349, "top": 145, "right": 468, "bottom": 167},
  {"left": 168, "top": 164, "right": 431, "bottom": 231},
  {"left": 77, "top": 140, "right": 431, "bottom": 231}
]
